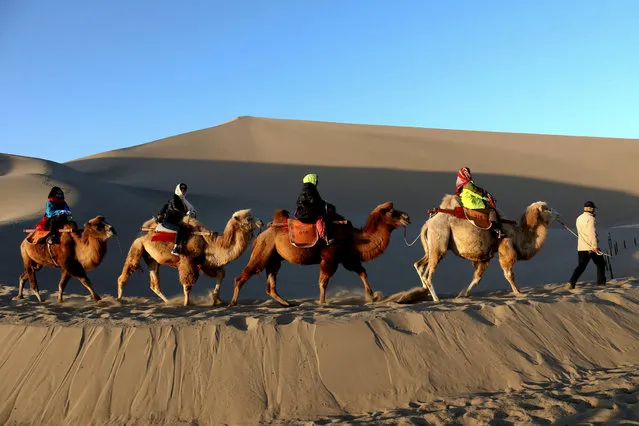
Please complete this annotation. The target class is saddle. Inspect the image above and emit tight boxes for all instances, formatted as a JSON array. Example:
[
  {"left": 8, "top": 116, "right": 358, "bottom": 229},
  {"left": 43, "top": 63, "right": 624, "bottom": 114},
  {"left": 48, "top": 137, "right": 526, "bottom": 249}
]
[
  {"left": 149, "top": 223, "right": 189, "bottom": 242},
  {"left": 428, "top": 206, "right": 516, "bottom": 229},
  {"left": 270, "top": 209, "right": 350, "bottom": 248}
]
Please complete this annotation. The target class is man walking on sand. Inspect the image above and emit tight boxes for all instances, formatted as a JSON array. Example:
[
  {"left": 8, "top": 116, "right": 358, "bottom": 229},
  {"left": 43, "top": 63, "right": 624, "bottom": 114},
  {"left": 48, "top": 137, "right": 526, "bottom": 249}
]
[{"left": 568, "top": 201, "right": 607, "bottom": 289}]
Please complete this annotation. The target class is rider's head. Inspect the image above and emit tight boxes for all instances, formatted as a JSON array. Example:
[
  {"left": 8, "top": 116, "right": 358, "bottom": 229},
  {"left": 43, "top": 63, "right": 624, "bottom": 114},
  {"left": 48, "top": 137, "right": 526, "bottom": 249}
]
[{"left": 48, "top": 186, "right": 64, "bottom": 200}]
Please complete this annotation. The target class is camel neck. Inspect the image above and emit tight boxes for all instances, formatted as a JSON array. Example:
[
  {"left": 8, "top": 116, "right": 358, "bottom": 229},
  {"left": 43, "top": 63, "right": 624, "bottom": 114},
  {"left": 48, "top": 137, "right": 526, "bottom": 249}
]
[{"left": 355, "top": 223, "right": 392, "bottom": 262}]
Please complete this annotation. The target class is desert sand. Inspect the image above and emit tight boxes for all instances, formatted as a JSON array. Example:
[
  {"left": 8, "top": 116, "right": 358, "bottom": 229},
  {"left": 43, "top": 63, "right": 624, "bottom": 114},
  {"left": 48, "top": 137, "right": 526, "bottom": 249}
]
[{"left": 1, "top": 116, "right": 638, "bottom": 424}]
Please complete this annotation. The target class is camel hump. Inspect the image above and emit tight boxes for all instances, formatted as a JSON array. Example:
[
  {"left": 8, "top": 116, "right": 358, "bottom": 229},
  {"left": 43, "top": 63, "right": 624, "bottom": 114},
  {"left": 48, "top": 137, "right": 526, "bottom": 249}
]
[{"left": 273, "top": 209, "right": 290, "bottom": 222}]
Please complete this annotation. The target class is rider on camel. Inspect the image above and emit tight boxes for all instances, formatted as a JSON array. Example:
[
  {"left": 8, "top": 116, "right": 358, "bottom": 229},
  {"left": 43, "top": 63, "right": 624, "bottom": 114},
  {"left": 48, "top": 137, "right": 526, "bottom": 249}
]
[
  {"left": 456, "top": 167, "right": 505, "bottom": 239},
  {"left": 157, "top": 183, "right": 197, "bottom": 256},
  {"left": 295, "top": 173, "right": 334, "bottom": 246},
  {"left": 36, "top": 186, "right": 73, "bottom": 244}
]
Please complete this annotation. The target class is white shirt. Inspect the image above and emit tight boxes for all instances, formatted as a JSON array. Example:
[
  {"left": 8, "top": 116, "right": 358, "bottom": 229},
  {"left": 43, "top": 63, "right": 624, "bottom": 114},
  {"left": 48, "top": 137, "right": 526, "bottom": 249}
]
[{"left": 576, "top": 212, "right": 598, "bottom": 252}]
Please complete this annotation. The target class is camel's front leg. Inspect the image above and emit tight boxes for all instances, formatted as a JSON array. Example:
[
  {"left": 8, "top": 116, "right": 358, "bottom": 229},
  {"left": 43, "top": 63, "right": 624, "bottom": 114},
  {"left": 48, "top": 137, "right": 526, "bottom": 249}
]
[
  {"left": 15, "top": 272, "right": 28, "bottom": 301},
  {"left": 318, "top": 259, "right": 339, "bottom": 304},
  {"left": 498, "top": 242, "right": 523, "bottom": 296},
  {"left": 57, "top": 271, "right": 71, "bottom": 303},
  {"left": 265, "top": 256, "right": 290, "bottom": 307},
  {"left": 201, "top": 265, "right": 225, "bottom": 306},
  {"left": 178, "top": 259, "right": 199, "bottom": 306},
  {"left": 458, "top": 261, "right": 489, "bottom": 298}
]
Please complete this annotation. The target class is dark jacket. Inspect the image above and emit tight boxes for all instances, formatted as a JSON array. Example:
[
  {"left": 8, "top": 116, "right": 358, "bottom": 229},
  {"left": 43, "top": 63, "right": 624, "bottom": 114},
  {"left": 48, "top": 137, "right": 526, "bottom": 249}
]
[
  {"left": 295, "top": 183, "right": 327, "bottom": 223},
  {"left": 158, "top": 195, "right": 189, "bottom": 225}
]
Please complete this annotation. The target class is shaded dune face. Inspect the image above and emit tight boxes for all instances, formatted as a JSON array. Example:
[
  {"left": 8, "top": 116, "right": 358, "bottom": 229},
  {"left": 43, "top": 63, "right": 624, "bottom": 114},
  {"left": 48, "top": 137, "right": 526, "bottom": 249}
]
[{"left": 0, "top": 116, "right": 637, "bottom": 301}]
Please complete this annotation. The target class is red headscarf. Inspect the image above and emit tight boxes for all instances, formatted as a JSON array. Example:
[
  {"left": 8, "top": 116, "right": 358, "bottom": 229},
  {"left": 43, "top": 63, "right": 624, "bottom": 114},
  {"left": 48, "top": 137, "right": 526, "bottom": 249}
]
[{"left": 455, "top": 167, "right": 472, "bottom": 195}]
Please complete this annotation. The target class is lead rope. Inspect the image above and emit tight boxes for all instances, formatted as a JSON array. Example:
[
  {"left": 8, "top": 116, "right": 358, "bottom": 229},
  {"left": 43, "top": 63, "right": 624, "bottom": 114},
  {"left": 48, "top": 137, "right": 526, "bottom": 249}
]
[
  {"left": 556, "top": 218, "right": 610, "bottom": 257},
  {"left": 403, "top": 226, "right": 421, "bottom": 247}
]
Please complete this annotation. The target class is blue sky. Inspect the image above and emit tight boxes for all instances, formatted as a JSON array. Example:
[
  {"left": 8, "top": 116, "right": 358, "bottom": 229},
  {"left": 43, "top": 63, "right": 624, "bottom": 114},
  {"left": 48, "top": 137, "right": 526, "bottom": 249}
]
[{"left": 1, "top": 0, "right": 638, "bottom": 163}]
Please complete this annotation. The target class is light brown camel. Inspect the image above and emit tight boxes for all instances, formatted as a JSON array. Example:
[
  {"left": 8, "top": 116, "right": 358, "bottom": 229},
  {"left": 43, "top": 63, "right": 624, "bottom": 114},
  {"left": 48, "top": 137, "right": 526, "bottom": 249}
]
[
  {"left": 414, "top": 195, "right": 558, "bottom": 301},
  {"left": 229, "top": 201, "right": 410, "bottom": 307},
  {"left": 17, "top": 216, "right": 117, "bottom": 303},
  {"left": 117, "top": 209, "right": 263, "bottom": 306}
]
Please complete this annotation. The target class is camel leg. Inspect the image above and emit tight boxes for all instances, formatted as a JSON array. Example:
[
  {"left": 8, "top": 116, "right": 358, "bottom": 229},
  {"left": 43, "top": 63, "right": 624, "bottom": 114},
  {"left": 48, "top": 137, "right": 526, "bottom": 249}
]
[
  {"left": 179, "top": 260, "right": 199, "bottom": 306},
  {"left": 201, "top": 265, "right": 224, "bottom": 306},
  {"left": 458, "top": 261, "right": 489, "bottom": 298},
  {"left": 265, "top": 256, "right": 290, "bottom": 307},
  {"left": 117, "top": 238, "right": 145, "bottom": 300},
  {"left": 26, "top": 267, "right": 43, "bottom": 303},
  {"left": 15, "top": 272, "right": 28, "bottom": 300},
  {"left": 57, "top": 271, "right": 71, "bottom": 303},
  {"left": 319, "top": 260, "right": 340, "bottom": 305},
  {"left": 498, "top": 243, "right": 523, "bottom": 296},
  {"left": 66, "top": 259, "right": 101, "bottom": 303},
  {"left": 414, "top": 255, "right": 439, "bottom": 302},
  {"left": 148, "top": 260, "right": 169, "bottom": 304},
  {"left": 342, "top": 260, "right": 378, "bottom": 303},
  {"left": 229, "top": 236, "right": 274, "bottom": 307}
]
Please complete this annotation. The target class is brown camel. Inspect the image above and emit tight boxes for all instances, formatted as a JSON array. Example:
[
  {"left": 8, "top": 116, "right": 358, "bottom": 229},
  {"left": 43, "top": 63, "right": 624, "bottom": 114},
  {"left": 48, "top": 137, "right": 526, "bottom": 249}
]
[
  {"left": 414, "top": 194, "right": 558, "bottom": 301},
  {"left": 229, "top": 201, "right": 410, "bottom": 307},
  {"left": 117, "top": 209, "right": 263, "bottom": 306},
  {"left": 17, "top": 216, "right": 117, "bottom": 303}
]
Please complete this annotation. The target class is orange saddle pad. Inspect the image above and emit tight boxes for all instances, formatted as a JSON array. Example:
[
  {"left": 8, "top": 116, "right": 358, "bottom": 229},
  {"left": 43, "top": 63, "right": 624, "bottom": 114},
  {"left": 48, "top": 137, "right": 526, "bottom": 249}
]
[
  {"left": 25, "top": 230, "right": 50, "bottom": 244},
  {"left": 463, "top": 208, "right": 492, "bottom": 230},
  {"left": 287, "top": 219, "right": 319, "bottom": 248}
]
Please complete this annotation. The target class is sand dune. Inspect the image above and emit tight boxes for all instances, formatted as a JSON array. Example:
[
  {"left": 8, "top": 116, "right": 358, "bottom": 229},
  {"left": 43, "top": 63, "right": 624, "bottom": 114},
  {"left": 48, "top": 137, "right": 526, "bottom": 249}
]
[
  {"left": 1, "top": 281, "right": 638, "bottom": 424},
  {"left": 1, "top": 117, "right": 638, "bottom": 424}
]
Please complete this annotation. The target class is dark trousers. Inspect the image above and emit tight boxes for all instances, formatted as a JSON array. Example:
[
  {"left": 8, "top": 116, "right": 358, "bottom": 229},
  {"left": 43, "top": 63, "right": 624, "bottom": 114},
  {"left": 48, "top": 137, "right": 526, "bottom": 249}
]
[
  {"left": 162, "top": 221, "right": 187, "bottom": 246},
  {"left": 569, "top": 251, "right": 606, "bottom": 288}
]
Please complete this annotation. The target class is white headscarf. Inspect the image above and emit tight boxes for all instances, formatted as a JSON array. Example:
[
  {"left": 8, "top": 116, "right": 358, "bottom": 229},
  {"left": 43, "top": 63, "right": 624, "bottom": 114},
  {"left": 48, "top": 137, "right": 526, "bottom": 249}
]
[{"left": 175, "top": 184, "right": 195, "bottom": 214}]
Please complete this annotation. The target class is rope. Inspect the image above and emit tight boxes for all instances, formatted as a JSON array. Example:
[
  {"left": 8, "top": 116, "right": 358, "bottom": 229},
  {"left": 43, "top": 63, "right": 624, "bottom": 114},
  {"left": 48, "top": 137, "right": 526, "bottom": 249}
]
[
  {"left": 403, "top": 226, "right": 421, "bottom": 247},
  {"left": 556, "top": 218, "right": 610, "bottom": 257}
]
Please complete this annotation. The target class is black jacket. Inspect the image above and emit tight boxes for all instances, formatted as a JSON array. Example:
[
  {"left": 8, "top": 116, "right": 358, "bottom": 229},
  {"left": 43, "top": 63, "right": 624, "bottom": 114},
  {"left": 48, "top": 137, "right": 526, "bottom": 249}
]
[
  {"left": 295, "top": 183, "right": 327, "bottom": 223},
  {"left": 158, "top": 195, "right": 188, "bottom": 225}
]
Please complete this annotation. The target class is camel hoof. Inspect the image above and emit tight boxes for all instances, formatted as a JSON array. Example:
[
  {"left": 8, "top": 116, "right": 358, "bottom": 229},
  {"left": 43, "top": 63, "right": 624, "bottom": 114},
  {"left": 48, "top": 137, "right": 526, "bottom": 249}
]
[
  {"left": 12, "top": 295, "right": 24, "bottom": 301},
  {"left": 365, "top": 291, "right": 384, "bottom": 303}
]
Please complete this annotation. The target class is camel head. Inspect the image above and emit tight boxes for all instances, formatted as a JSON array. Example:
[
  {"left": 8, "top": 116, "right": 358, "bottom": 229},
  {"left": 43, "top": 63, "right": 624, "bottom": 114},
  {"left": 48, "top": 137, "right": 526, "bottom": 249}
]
[
  {"left": 522, "top": 201, "right": 558, "bottom": 228},
  {"left": 84, "top": 215, "right": 117, "bottom": 240},
  {"left": 371, "top": 201, "right": 410, "bottom": 230},
  {"left": 231, "top": 209, "right": 264, "bottom": 235}
]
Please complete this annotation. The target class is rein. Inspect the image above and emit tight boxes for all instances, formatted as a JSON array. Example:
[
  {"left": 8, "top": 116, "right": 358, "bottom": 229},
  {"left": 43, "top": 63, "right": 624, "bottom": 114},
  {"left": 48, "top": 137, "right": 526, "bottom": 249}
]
[
  {"left": 556, "top": 218, "right": 610, "bottom": 257},
  {"left": 403, "top": 226, "right": 421, "bottom": 247}
]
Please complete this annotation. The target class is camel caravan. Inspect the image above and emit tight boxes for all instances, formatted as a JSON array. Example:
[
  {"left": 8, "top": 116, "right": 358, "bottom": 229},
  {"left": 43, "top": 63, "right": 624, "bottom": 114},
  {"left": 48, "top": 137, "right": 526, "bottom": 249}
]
[{"left": 17, "top": 168, "right": 565, "bottom": 307}]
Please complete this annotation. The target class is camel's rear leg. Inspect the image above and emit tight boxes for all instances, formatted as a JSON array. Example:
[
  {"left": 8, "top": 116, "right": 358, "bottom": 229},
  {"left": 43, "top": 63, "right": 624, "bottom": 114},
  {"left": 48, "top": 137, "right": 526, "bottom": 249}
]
[
  {"left": 229, "top": 233, "right": 275, "bottom": 307},
  {"left": 458, "top": 261, "right": 490, "bottom": 298},
  {"left": 265, "top": 256, "right": 290, "bottom": 307},
  {"left": 117, "top": 238, "right": 145, "bottom": 300},
  {"left": 414, "top": 256, "right": 439, "bottom": 302}
]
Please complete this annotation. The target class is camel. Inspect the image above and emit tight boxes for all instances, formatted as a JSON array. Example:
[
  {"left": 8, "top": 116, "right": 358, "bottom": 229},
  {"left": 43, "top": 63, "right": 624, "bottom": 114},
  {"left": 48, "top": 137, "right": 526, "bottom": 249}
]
[
  {"left": 414, "top": 195, "right": 558, "bottom": 301},
  {"left": 229, "top": 201, "right": 410, "bottom": 307},
  {"left": 17, "top": 215, "right": 117, "bottom": 303},
  {"left": 117, "top": 209, "right": 263, "bottom": 306}
]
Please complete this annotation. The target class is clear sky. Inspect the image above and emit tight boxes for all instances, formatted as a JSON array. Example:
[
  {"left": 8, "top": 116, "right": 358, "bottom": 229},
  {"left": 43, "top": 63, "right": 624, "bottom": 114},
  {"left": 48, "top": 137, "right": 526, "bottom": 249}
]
[{"left": 1, "top": 0, "right": 638, "bottom": 163}]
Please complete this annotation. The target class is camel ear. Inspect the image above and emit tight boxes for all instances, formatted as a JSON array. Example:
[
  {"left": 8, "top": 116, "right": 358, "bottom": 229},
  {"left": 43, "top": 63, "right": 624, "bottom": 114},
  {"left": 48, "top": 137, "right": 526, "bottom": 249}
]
[{"left": 379, "top": 201, "right": 394, "bottom": 214}]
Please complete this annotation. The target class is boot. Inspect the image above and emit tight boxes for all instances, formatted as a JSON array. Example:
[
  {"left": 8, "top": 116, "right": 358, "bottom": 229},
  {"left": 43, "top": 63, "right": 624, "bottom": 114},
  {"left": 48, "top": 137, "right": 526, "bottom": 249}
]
[
  {"left": 171, "top": 244, "right": 181, "bottom": 256},
  {"left": 492, "top": 222, "right": 506, "bottom": 239},
  {"left": 324, "top": 235, "right": 335, "bottom": 246}
]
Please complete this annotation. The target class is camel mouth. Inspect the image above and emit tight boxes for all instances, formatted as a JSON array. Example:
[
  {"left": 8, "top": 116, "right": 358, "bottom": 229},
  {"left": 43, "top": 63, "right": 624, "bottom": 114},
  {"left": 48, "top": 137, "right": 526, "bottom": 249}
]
[
  {"left": 254, "top": 219, "right": 264, "bottom": 229},
  {"left": 399, "top": 213, "right": 411, "bottom": 226}
]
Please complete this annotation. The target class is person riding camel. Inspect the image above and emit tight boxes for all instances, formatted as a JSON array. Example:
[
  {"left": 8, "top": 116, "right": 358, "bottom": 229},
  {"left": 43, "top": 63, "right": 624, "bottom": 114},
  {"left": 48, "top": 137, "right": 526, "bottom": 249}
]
[
  {"left": 36, "top": 186, "right": 73, "bottom": 244},
  {"left": 455, "top": 167, "right": 505, "bottom": 239},
  {"left": 157, "top": 183, "right": 197, "bottom": 256},
  {"left": 295, "top": 173, "right": 334, "bottom": 246}
]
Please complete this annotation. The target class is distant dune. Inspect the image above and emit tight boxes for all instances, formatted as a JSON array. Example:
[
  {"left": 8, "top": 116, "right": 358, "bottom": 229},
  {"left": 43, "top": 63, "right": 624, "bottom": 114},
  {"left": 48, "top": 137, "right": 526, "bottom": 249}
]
[{"left": 1, "top": 116, "right": 638, "bottom": 424}]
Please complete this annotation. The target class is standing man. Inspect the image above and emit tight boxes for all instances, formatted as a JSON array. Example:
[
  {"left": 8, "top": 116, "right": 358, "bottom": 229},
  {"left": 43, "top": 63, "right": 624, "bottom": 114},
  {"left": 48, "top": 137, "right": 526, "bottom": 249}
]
[{"left": 568, "top": 201, "right": 607, "bottom": 289}]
